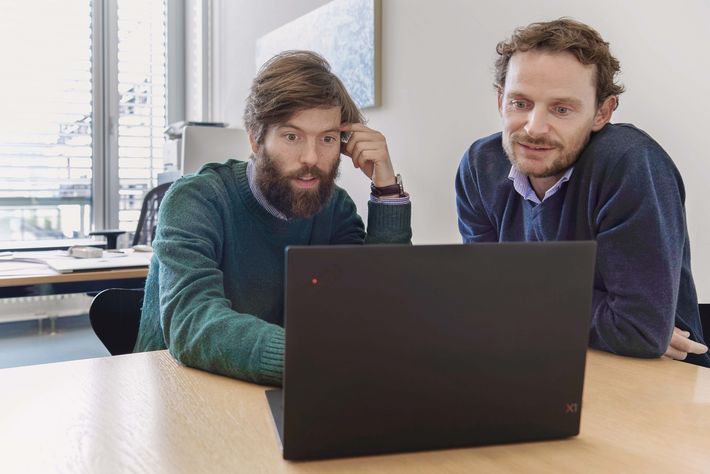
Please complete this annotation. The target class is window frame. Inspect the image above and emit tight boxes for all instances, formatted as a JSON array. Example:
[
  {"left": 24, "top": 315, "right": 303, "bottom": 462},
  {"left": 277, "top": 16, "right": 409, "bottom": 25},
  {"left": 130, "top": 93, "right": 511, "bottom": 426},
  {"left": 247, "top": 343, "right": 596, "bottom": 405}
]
[{"left": 91, "top": 0, "right": 185, "bottom": 232}]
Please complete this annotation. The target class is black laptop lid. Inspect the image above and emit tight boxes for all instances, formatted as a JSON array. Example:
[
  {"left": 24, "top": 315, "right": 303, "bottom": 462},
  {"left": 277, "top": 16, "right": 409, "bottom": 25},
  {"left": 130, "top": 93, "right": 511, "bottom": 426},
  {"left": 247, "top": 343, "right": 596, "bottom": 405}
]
[{"left": 280, "top": 242, "right": 596, "bottom": 460}]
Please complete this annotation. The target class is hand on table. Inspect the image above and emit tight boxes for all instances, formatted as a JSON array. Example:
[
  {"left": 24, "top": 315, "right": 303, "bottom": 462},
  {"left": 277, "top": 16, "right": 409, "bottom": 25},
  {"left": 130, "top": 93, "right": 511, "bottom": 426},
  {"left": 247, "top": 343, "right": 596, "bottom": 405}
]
[{"left": 663, "top": 327, "right": 708, "bottom": 360}]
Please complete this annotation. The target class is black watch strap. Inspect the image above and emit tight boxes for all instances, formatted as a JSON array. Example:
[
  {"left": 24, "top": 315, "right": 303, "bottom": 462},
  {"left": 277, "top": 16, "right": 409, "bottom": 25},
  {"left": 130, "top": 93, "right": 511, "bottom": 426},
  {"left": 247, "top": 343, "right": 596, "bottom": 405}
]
[{"left": 371, "top": 174, "right": 404, "bottom": 197}]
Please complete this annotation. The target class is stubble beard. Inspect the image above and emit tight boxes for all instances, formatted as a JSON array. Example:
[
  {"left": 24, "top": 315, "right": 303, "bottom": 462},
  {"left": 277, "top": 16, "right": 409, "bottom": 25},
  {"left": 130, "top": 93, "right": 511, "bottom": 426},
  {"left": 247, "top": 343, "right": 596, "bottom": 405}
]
[{"left": 502, "top": 130, "right": 589, "bottom": 179}]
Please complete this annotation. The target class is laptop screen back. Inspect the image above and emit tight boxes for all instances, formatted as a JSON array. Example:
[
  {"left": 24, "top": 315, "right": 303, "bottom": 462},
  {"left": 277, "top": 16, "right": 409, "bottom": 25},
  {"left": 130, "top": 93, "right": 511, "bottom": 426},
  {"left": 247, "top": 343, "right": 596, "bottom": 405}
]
[{"left": 280, "top": 242, "right": 596, "bottom": 460}]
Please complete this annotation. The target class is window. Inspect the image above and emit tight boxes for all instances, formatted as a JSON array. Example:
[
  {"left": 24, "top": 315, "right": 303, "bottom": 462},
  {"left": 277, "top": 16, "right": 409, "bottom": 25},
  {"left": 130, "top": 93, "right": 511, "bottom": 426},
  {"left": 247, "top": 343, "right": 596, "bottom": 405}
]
[
  {"left": 0, "top": 1, "right": 93, "bottom": 241},
  {"left": 0, "top": 0, "right": 181, "bottom": 244},
  {"left": 116, "top": 1, "right": 168, "bottom": 232}
]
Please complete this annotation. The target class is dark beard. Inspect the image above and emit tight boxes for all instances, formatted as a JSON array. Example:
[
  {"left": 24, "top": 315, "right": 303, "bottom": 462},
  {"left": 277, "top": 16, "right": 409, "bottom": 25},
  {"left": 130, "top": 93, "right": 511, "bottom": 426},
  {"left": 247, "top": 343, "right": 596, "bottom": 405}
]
[{"left": 254, "top": 152, "right": 340, "bottom": 219}]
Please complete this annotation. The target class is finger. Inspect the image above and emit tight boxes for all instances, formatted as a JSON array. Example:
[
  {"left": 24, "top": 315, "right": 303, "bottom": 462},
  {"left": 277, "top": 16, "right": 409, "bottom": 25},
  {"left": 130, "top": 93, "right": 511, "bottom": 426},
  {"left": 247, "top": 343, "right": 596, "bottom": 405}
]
[
  {"left": 343, "top": 133, "right": 385, "bottom": 157},
  {"left": 664, "top": 346, "right": 688, "bottom": 360},
  {"left": 350, "top": 141, "right": 383, "bottom": 167},
  {"left": 673, "top": 327, "right": 691, "bottom": 337},
  {"left": 353, "top": 149, "right": 380, "bottom": 178},
  {"left": 344, "top": 132, "right": 387, "bottom": 156},
  {"left": 668, "top": 332, "right": 689, "bottom": 351},
  {"left": 671, "top": 333, "right": 709, "bottom": 354},
  {"left": 345, "top": 147, "right": 377, "bottom": 175},
  {"left": 339, "top": 123, "right": 373, "bottom": 143},
  {"left": 685, "top": 339, "right": 709, "bottom": 355}
]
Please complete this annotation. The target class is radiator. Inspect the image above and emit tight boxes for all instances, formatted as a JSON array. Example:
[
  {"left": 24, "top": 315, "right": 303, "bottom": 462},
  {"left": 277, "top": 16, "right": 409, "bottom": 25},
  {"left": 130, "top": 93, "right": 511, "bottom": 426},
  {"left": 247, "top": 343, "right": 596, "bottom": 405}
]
[{"left": 0, "top": 293, "right": 93, "bottom": 323}]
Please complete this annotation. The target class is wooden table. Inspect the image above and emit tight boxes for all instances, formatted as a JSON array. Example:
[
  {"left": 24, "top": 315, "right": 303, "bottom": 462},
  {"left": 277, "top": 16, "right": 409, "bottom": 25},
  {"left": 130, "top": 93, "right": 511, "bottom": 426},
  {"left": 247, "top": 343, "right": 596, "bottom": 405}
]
[
  {"left": 0, "top": 264, "right": 149, "bottom": 298},
  {"left": 0, "top": 350, "right": 708, "bottom": 473}
]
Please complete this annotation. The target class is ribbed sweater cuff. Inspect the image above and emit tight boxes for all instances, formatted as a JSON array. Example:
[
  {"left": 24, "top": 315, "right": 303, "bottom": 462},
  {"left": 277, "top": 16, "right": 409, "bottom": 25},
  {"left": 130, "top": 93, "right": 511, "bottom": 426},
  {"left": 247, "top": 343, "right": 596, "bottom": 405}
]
[
  {"left": 367, "top": 200, "right": 412, "bottom": 242},
  {"left": 260, "top": 327, "right": 285, "bottom": 385}
]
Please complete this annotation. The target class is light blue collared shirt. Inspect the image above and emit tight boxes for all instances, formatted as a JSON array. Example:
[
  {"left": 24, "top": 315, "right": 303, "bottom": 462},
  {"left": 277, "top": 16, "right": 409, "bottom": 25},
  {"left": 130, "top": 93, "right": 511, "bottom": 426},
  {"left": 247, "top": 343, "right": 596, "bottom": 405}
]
[{"left": 507, "top": 165, "right": 574, "bottom": 205}]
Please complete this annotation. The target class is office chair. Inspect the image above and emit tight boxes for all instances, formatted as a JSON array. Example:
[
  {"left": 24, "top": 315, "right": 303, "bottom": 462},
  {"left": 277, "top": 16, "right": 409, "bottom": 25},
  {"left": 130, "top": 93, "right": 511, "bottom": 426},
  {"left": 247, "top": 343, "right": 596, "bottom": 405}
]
[
  {"left": 89, "top": 288, "right": 144, "bottom": 355},
  {"left": 90, "top": 182, "right": 172, "bottom": 249},
  {"left": 132, "top": 182, "right": 172, "bottom": 246}
]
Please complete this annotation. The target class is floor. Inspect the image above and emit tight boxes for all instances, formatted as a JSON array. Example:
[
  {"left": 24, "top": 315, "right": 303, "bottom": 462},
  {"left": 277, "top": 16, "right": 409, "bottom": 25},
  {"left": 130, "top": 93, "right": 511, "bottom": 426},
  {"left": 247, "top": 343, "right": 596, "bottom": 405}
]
[{"left": 0, "top": 315, "right": 109, "bottom": 369}]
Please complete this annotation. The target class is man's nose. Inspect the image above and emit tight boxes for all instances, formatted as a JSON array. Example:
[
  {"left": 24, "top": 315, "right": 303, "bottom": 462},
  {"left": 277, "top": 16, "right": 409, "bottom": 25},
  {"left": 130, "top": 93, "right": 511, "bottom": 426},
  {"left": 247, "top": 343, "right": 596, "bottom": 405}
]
[
  {"left": 524, "top": 107, "right": 551, "bottom": 137},
  {"left": 299, "top": 139, "right": 319, "bottom": 167}
]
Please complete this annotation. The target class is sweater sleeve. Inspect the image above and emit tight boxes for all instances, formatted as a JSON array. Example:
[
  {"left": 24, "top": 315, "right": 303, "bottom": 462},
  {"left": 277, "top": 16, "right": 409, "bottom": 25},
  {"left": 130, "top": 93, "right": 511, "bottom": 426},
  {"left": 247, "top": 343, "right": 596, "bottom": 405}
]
[
  {"left": 455, "top": 150, "right": 498, "bottom": 242},
  {"left": 154, "top": 176, "right": 284, "bottom": 386},
  {"left": 588, "top": 145, "right": 685, "bottom": 357},
  {"left": 329, "top": 191, "right": 412, "bottom": 244},
  {"left": 365, "top": 200, "right": 412, "bottom": 244}
]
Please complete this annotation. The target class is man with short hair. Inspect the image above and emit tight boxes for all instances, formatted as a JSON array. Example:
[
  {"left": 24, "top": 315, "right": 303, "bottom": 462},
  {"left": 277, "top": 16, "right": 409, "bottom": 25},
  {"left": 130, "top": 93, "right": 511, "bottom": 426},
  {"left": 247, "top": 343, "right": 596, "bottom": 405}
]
[
  {"left": 135, "top": 51, "right": 411, "bottom": 384},
  {"left": 455, "top": 18, "right": 709, "bottom": 366}
]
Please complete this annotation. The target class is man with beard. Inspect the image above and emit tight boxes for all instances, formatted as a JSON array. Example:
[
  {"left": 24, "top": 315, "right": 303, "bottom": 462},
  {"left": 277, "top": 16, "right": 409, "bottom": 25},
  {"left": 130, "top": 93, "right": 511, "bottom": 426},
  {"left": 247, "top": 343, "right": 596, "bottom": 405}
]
[
  {"left": 134, "top": 51, "right": 411, "bottom": 384},
  {"left": 455, "top": 18, "right": 709, "bottom": 367}
]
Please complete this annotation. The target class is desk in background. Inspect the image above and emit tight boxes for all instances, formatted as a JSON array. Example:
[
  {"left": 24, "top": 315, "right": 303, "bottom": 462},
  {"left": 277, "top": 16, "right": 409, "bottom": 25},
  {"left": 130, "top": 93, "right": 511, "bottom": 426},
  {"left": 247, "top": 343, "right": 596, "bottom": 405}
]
[
  {"left": 0, "top": 238, "right": 106, "bottom": 252},
  {"left": 0, "top": 252, "right": 150, "bottom": 298},
  {"left": 0, "top": 267, "right": 149, "bottom": 298},
  {"left": 0, "top": 350, "right": 707, "bottom": 473}
]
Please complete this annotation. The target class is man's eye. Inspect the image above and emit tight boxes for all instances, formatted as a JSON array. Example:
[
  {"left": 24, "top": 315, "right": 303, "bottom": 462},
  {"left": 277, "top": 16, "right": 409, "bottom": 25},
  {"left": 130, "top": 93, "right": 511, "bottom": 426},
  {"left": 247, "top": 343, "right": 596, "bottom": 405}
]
[
  {"left": 323, "top": 136, "right": 337, "bottom": 144},
  {"left": 555, "top": 106, "right": 571, "bottom": 115},
  {"left": 511, "top": 100, "right": 529, "bottom": 110},
  {"left": 285, "top": 133, "right": 298, "bottom": 142}
]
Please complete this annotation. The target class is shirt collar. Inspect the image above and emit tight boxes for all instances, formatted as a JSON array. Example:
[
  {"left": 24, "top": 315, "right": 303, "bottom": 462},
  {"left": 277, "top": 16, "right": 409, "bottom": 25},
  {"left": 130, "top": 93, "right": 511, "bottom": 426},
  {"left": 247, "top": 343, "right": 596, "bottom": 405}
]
[
  {"left": 246, "top": 160, "right": 289, "bottom": 220},
  {"left": 507, "top": 165, "right": 574, "bottom": 205}
]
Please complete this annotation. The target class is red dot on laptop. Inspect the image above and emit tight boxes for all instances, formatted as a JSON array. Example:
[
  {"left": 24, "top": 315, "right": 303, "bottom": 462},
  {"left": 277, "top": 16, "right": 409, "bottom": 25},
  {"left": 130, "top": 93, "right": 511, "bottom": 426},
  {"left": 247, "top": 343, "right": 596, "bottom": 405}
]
[{"left": 311, "top": 277, "right": 318, "bottom": 285}]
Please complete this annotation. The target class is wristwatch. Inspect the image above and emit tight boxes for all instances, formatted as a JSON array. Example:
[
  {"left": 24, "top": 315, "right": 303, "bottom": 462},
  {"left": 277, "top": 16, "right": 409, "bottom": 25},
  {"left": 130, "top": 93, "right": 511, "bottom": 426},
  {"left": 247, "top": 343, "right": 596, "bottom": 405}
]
[{"left": 370, "top": 174, "right": 405, "bottom": 197}]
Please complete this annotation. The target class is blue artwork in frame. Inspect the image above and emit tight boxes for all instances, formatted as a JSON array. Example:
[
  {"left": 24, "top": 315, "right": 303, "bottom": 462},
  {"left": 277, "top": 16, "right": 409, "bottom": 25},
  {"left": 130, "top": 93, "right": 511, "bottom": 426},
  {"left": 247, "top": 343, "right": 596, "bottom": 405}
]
[{"left": 256, "top": 0, "right": 380, "bottom": 108}]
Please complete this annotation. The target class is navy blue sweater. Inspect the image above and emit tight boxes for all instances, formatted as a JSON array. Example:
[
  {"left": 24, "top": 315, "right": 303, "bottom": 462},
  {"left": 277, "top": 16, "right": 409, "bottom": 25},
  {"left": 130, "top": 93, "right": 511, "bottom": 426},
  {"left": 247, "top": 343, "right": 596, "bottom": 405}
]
[{"left": 456, "top": 123, "right": 709, "bottom": 367}]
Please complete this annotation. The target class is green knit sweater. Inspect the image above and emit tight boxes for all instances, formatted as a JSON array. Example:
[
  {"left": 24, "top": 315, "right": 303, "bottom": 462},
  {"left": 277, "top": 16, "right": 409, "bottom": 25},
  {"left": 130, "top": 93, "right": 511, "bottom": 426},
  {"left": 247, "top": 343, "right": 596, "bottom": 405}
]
[{"left": 134, "top": 160, "right": 412, "bottom": 385}]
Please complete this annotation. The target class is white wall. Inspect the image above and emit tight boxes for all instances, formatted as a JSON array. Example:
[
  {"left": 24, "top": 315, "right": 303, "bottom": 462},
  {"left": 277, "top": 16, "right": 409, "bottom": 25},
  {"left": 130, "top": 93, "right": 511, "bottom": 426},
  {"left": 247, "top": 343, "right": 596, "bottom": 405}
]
[{"left": 215, "top": 0, "right": 710, "bottom": 301}]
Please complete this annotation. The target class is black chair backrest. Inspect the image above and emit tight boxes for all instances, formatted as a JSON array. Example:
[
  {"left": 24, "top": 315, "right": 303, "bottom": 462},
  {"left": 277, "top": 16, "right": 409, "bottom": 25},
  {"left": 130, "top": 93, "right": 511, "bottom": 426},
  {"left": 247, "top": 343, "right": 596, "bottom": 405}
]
[
  {"left": 133, "top": 182, "right": 172, "bottom": 246},
  {"left": 700, "top": 304, "right": 709, "bottom": 335},
  {"left": 89, "top": 288, "right": 144, "bottom": 355}
]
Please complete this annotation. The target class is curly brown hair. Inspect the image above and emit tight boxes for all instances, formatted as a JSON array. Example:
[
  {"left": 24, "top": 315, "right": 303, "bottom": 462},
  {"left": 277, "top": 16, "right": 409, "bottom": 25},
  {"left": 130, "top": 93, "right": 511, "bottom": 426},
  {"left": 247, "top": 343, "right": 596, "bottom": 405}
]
[
  {"left": 243, "top": 50, "right": 363, "bottom": 144},
  {"left": 494, "top": 18, "right": 625, "bottom": 108}
]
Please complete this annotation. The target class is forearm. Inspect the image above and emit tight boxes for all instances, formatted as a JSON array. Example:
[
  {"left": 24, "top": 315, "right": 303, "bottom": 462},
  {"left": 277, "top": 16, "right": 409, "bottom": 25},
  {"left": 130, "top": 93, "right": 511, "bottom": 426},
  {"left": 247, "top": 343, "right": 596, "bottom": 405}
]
[
  {"left": 588, "top": 289, "right": 673, "bottom": 358},
  {"left": 588, "top": 143, "right": 688, "bottom": 359},
  {"left": 364, "top": 200, "right": 412, "bottom": 244},
  {"left": 161, "top": 290, "right": 285, "bottom": 385},
  {"left": 155, "top": 247, "right": 284, "bottom": 385}
]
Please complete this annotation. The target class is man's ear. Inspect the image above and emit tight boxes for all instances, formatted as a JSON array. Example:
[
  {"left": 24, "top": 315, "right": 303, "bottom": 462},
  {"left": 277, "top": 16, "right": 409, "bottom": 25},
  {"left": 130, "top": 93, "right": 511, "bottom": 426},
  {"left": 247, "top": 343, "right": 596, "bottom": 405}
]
[
  {"left": 592, "top": 96, "right": 616, "bottom": 131},
  {"left": 497, "top": 87, "right": 503, "bottom": 116},
  {"left": 248, "top": 132, "right": 260, "bottom": 154}
]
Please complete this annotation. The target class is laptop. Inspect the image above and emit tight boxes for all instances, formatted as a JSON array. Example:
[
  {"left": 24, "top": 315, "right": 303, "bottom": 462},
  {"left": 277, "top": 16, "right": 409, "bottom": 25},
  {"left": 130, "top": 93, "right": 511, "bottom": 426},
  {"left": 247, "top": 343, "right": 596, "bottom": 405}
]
[{"left": 266, "top": 242, "right": 596, "bottom": 460}]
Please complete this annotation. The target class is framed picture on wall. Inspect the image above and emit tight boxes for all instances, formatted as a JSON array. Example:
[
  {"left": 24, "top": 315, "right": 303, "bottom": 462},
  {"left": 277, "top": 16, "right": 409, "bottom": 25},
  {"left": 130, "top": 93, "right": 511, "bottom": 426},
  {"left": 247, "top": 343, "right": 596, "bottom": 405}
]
[{"left": 256, "top": 0, "right": 381, "bottom": 109}]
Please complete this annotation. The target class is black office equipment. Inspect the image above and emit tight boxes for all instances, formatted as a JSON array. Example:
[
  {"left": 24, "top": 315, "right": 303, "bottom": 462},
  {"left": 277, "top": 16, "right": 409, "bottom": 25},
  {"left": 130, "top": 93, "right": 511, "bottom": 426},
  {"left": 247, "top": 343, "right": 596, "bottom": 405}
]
[
  {"left": 267, "top": 242, "right": 597, "bottom": 460},
  {"left": 90, "top": 182, "right": 172, "bottom": 249}
]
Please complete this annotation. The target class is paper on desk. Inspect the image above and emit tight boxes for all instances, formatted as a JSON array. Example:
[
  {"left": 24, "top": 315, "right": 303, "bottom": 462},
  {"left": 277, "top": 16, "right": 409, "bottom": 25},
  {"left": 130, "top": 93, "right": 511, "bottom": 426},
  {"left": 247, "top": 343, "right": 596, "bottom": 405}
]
[
  {"left": 0, "top": 249, "right": 144, "bottom": 276},
  {"left": 0, "top": 250, "right": 70, "bottom": 261},
  {"left": 0, "top": 250, "right": 71, "bottom": 276},
  {"left": 0, "top": 261, "right": 57, "bottom": 277}
]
